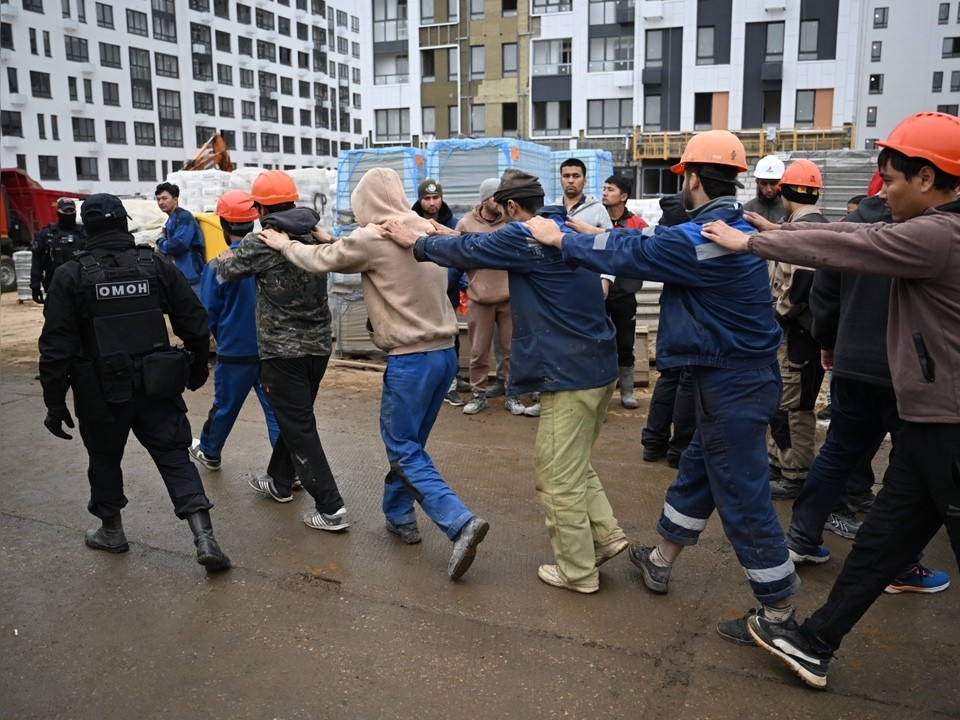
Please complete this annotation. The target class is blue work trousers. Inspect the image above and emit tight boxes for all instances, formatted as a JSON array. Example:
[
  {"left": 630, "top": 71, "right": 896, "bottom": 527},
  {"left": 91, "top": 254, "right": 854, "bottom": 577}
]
[
  {"left": 786, "top": 376, "right": 902, "bottom": 554},
  {"left": 380, "top": 349, "right": 473, "bottom": 540},
  {"left": 657, "top": 363, "right": 799, "bottom": 603},
  {"left": 199, "top": 360, "right": 279, "bottom": 458}
]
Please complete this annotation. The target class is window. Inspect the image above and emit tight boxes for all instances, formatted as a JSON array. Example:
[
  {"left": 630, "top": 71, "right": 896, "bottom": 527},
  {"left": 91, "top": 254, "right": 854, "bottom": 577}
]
[
  {"left": 30, "top": 71, "right": 52, "bottom": 98},
  {"left": 102, "top": 81, "right": 120, "bottom": 106},
  {"left": 939, "top": 2, "right": 950, "bottom": 23},
  {"left": 448, "top": 0, "right": 458, "bottom": 22},
  {"left": 874, "top": 7, "right": 888, "bottom": 28},
  {"left": 937, "top": 104, "right": 959, "bottom": 116},
  {"left": 76, "top": 157, "right": 99, "bottom": 181},
  {"left": 137, "top": 159, "right": 157, "bottom": 182},
  {"left": 589, "top": 35, "right": 634, "bottom": 72},
  {"left": 278, "top": 16, "right": 290, "bottom": 35},
  {"left": 871, "top": 41, "right": 882, "bottom": 61},
  {"left": 1, "top": 111, "right": 22, "bottom": 137},
  {"left": 765, "top": 22, "right": 784, "bottom": 62},
  {"left": 301, "top": 137, "right": 312, "bottom": 155},
  {"left": 241, "top": 100, "right": 256, "bottom": 119},
  {"left": 696, "top": 26, "right": 714, "bottom": 65},
  {"left": 152, "top": 0, "right": 178, "bottom": 42},
  {"left": 645, "top": 30, "right": 663, "bottom": 68},
  {"left": 943, "top": 37, "right": 960, "bottom": 57},
  {"left": 337, "top": 37, "right": 348, "bottom": 54},
  {"left": 763, "top": 90, "right": 781, "bottom": 125},
  {"left": 532, "top": 100, "right": 571, "bottom": 136},
  {"left": 8, "top": 67, "right": 19, "bottom": 94},
  {"left": 934, "top": 71, "right": 944, "bottom": 92},
  {"left": 157, "top": 88, "right": 183, "bottom": 147},
  {"left": 108, "top": 158, "right": 129, "bottom": 182},
  {"left": 83, "top": 78, "right": 93, "bottom": 103},
  {"left": 352, "top": 93, "right": 361, "bottom": 109},
  {"left": 866, "top": 106, "right": 877, "bottom": 127},
  {"left": 280, "top": 77, "right": 293, "bottom": 95},
  {"left": 215, "top": 31, "right": 230, "bottom": 52},
  {"left": 299, "top": 80, "right": 310, "bottom": 99},
  {"left": 532, "top": 0, "right": 571, "bottom": 13},
  {"left": 51, "top": 115, "right": 59, "bottom": 140},
  {"left": 217, "top": 63, "right": 233, "bottom": 85},
  {"left": 39, "top": 156, "right": 59, "bottom": 181},
  {"left": 375, "top": 108, "right": 410, "bottom": 141},
  {"left": 422, "top": 49, "right": 436, "bottom": 81},
  {"left": 240, "top": 69, "right": 254, "bottom": 88},
  {"left": 869, "top": 73, "right": 884, "bottom": 94},
  {"left": 798, "top": 19, "right": 818, "bottom": 60},
  {"left": 502, "top": 103, "right": 517, "bottom": 133},
  {"left": 100, "top": 42, "right": 121, "bottom": 68},
  {"left": 352, "top": 15, "right": 360, "bottom": 32},
  {"left": 281, "top": 106, "right": 294, "bottom": 124},
  {"left": 471, "top": 104, "right": 485, "bottom": 134},
  {"left": 300, "top": 108, "right": 312, "bottom": 125},
  {"left": 470, "top": 0, "right": 484, "bottom": 18},
  {"left": 214, "top": 0, "right": 229, "bottom": 19},
  {"left": 127, "top": 9, "right": 148, "bottom": 36},
  {"left": 795, "top": 90, "right": 815, "bottom": 126},
  {"left": 449, "top": 105, "right": 459, "bottom": 135},
  {"left": 190, "top": 0, "right": 210, "bottom": 10},
  {"left": 155, "top": 52, "right": 179, "bottom": 78},
  {"left": 0, "top": 22, "right": 13, "bottom": 50},
  {"left": 952, "top": 70, "right": 960, "bottom": 91},
  {"left": 42, "top": 30, "right": 50, "bottom": 56},
  {"left": 196, "top": 126, "right": 216, "bottom": 147},
  {"left": 237, "top": 3, "right": 251, "bottom": 23},
  {"left": 693, "top": 93, "right": 712, "bottom": 130},
  {"left": 23, "top": 0, "right": 44, "bottom": 12},
  {"left": 421, "top": 0, "right": 434, "bottom": 23},
  {"left": 261, "top": 133, "right": 279, "bottom": 152},
  {"left": 282, "top": 136, "right": 295, "bottom": 153},
  {"left": 448, "top": 48, "right": 458, "bottom": 81},
  {"left": 105, "top": 120, "right": 126, "bottom": 144},
  {"left": 644, "top": 94, "right": 661, "bottom": 130},
  {"left": 29, "top": 27, "right": 37, "bottom": 55},
  {"left": 352, "top": 42, "right": 360, "bottom": 58},
  {"left": 587, "top": 98, "right": 632, "bottom": 134},
  {"left": 38, "top": 112, "right": 46, "bottom": 139},
  {"left": 96, "top": 2, "right": 114, "bottom": 28},
  {"left": 532, "top": 38, "right": 572, "bottom": 75},
  {"left": 68, "top": 77, "right": 78, "bottom": 102},
  {"left": 72, "top": 117, "right": 96, "bottom": 142},
  {"left": 423, "top": 106, "right": 436, "bottom": 135},
  {"left": 238, "top": 37, "right": 253, "bottom": 56},
  {"left": 502, "top": 43, "right": 518, "bottom": 78},
  {"left": 470, "top": 46, "right": 485, "bottom": 79},
  {"left": 243, "top": 132, "right": 257, "bottom": 151},
  {"left": 299, "top": 51, "right": 310, "bottom": 69},
  {"left": 255, "top": 7, "right": 274, "bottom": 30},
  {"left": 279, "top": 47, "right": 291, "bottom": 66},
  {"left": 134, "top": 121, "right": 155, "bottom": 145},
  {"left": 194, "top": 92, "right": 215, "bottom": 115},
  {"left": 65, "top": 36, "right": 89, "bottom": 62},
  {"left": 257, "top": 40, "right": 276, "bottom": 62},
  {"left": 353, "top": 67, "right": 361, "bottom": 83}
]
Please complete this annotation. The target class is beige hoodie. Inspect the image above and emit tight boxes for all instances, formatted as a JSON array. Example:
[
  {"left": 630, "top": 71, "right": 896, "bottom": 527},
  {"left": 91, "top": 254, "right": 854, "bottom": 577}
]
[
  {"left": 279, "top": 167, "right": 457, "bottom": 355},
  {"left": 455, "top": 205, "right": 509, "bottom": 304}
]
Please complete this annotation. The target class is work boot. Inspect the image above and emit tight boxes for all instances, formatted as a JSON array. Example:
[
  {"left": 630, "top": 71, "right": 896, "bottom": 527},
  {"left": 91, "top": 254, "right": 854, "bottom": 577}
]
[
  {"left": 186, "top": 510, "right": 231, "bottom": 572},
  {"left": 84, "top": 514, "right": 130, "bottom": 554},
  {"left": 618, "top": 366, "right": 638, "bottom": 409}
]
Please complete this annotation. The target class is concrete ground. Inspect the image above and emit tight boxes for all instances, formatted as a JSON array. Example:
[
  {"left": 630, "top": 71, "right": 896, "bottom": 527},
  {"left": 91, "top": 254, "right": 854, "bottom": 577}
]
[{"left": 1, "top": 358, "right": 958, "bottom": 719}]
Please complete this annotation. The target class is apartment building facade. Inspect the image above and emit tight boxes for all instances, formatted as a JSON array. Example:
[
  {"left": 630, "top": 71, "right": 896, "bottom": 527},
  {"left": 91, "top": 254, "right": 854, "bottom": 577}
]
[{"left": 0, "top": 0, "right": 368, "bottom": 195}]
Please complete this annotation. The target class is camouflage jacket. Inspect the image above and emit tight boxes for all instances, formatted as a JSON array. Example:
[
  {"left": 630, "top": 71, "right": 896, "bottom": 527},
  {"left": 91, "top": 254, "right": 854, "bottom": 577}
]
[{"left": 217, "top": 208, "right": 331, "bottom": 360}]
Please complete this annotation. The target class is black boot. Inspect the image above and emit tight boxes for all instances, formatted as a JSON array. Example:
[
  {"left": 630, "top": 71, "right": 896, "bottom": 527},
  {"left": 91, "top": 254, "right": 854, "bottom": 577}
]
[
  {"left": 186, "top": 510, "right": 231, "bottom": 572},
  {"left": 84, "top": 514, "right": 130, "bottom": 553}
]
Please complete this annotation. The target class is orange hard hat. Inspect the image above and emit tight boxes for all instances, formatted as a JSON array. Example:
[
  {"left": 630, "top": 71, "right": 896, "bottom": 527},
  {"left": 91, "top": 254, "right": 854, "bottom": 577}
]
[
  {"left": 250, "top": 169, "right": 300, "bottom": 205},
  {"left": 876, "top": 111, "right": 960, "bottom": 177},
  {"left": 216, "top": 190, "right": 259, "bottom": 222},
  {"left": 671, "top": 130, "right": 748, "bottom": 175},
  {"left": 780, "top": 159, "right": 824, "bottom": 189}
]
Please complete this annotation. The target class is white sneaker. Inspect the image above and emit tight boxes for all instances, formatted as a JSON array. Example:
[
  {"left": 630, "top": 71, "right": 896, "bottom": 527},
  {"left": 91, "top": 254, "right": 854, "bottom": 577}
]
[
  {"left": 463, "top": 393, "right": 489, "bottom": 415},
  {"left": 189, "top": 439, "right": 221, "bottom": 471},
  {"left": 504, "top": 396, "right": 526, "bottom": 415},
  {"left": 303, "top": 506, "right": 349, "bottom": 532}
]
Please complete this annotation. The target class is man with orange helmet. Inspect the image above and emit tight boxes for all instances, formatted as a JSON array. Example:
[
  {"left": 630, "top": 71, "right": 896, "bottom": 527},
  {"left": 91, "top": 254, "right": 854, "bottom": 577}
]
[
  {"left": 703, "top": 111, "right": 960, "bottom": 689},
  {"left": 527, "top": 130, "right": 797, "bottom": 637},
  {"left": 753, "top": 158, "right": 830, "bottom": 501},
  {"left": 189, "top": 190, "right": 279, "bottom": 474},
  {"left": 217, "top": 170, "right": 349, "bottom": 533}
]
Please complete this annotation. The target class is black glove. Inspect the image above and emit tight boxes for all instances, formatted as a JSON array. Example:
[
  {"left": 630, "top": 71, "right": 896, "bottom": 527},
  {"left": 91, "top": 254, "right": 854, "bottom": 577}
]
[
  {"left": 32, "top": 289, "right": 44, "bottom": 305},
  {"left": 186, "top": 360, "right": 209, "bottom": 391},
  {"left": 44, "top": 404, "right": 74, "bottom": 440}
]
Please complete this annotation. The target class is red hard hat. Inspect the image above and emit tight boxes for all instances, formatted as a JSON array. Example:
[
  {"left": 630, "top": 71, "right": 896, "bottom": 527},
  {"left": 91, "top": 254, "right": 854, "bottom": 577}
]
[
  {"left": 216, "top": 190, "right": 259, "bottom": 222},
  {"left": 250, "top": 170, "right": 300, "bottom": 205},
  {"left": 876, "top": 111, "right": 960, "bottom": 177}
]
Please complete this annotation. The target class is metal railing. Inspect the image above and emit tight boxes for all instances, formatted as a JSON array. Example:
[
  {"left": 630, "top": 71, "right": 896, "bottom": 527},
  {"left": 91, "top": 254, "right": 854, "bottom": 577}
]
[{"left": 632, "top": 124, "right": 854, "bottom": 161}]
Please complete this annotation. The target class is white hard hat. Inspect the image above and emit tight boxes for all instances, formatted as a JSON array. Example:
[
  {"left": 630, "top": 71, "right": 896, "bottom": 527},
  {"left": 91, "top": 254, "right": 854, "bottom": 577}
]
[{"left": 754, "top": 155, "right": 785, "bottom": 181}]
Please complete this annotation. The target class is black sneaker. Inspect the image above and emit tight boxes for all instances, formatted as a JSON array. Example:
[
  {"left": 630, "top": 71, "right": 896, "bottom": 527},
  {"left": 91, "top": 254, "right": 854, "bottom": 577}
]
[
  {"left": 717, "top": 608, "right": 762, "bottom": 646},
  {"left": 249, "top": 473, "right": 293, "bottom": 503},
  {"left": 628, "top": 544, "right": 671, "bottom": 593},
  {"left": 642, "top": 446, "right": 666, "bottom": 462},
  {"left": 448, "top": 516, "right": 489, "bottom": 580},
  {"left": 824, "top": 509, "right": 862, "bottom": 540},
  {"left": 443, "top": 388, "right": 465, "bottom": 406},
  {"left": 385, "top": 518, "right": 422, "bottom": 544},
  {"left": 485, "top": 380, "right": 506, "bottom": 398},
  {"left": 770, "top": 476, "right": 803, "bottom": 499},
  {"left": 748, "top": 615, "right": 832, "bottom": 689}
]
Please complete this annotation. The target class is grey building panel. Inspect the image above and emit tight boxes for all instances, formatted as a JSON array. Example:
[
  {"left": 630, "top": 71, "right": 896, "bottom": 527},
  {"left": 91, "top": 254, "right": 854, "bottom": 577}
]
[{"left": 531, "top": 76, "right": 573, "bottom": 102}]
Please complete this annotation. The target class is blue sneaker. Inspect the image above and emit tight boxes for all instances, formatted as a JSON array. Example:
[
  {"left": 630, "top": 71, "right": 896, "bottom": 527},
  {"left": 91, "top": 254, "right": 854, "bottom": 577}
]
[
  {"left": 884, "top": 564, "right": 950, "bottom": 594},
  {"left": 788, "top": 545, "right": 831, "bottom": 565}
]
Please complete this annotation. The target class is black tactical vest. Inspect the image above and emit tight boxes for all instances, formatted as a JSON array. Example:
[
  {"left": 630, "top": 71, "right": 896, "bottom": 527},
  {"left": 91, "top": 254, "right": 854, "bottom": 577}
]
[
  {"left": 77, "top": 246, "right": 170, "bottom": 358},
  {"left": 48, "top": 228, "right": 84, "bottom": 269}
]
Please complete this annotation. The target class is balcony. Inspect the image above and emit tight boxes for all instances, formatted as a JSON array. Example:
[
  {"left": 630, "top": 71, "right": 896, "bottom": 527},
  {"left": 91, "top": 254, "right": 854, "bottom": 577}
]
[
  {"left": 0, "top": 3, "right": 18, "bottom": 19},
  {"left": 641, "top": 1, "right": 663, "bottom": 19},
  {"left": 373, "top": 73, "right": 409, "bottom": 86},
  {"left": 70, "top": 101, "right": 86, "bottom": 113},
  {"left": 7, "top": 92, "right": 25, "bottom": 106},
  {"left": 632, "top": 124, "right": 855, "bottom": 161}
]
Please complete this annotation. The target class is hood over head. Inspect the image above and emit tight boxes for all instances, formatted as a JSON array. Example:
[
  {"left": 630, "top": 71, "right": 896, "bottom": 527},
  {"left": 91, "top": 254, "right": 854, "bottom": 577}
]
[{"left": 352, "top": 168, "right": 436, "bottom": 238}]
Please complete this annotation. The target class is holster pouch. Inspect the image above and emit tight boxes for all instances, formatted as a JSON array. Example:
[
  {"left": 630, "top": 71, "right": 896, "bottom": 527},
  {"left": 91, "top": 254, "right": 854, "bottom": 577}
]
[
  {"left": 71, "top": 360, "right": 114, "bottom": 422},
  {"left": 141, "top": 350, "right": 189, "bottom": 399},
  {"left": 96, "top": 352, "right": 134, "bottom": 404}
]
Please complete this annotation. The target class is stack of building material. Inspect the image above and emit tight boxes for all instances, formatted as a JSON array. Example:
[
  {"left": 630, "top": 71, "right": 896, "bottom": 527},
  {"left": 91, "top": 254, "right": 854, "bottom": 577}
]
[
  {"left": 336, "top": 147, "right": 427, "bottom": 224},
  {"left": 164, "top": 169, "right": 232, "bottom": 214}
]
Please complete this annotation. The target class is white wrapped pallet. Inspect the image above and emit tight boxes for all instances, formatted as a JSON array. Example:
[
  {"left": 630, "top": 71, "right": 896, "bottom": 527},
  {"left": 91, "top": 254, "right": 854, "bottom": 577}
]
[{"left": 336, "top": 148, "right": 427, "bottom": 224}]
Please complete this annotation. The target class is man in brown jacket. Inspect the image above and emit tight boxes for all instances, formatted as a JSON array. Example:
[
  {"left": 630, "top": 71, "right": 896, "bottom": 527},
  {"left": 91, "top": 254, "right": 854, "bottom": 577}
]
[
  {"left": 455, "top": 179, "right": 526, "bottom": 416},
  {"left": 261, "top": 168, "right": 489, "bottom": 581}
]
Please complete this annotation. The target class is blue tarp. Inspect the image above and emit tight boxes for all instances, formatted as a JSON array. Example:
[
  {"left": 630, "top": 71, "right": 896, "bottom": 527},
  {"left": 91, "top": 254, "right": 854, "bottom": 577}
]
[{"left": 336, "top": 147, "right": 426, "bottom": 224}]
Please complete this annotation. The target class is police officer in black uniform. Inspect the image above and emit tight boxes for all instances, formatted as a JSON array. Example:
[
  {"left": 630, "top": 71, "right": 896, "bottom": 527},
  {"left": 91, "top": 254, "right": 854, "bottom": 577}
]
[
  {"left": 30, "top": 197, "right": 87, "bottom": 304},
  {"left": 38, "top": 194, "right": 230, "bottom": 573}
]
